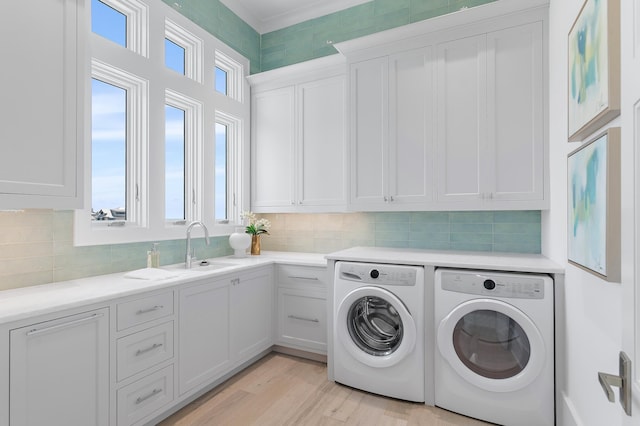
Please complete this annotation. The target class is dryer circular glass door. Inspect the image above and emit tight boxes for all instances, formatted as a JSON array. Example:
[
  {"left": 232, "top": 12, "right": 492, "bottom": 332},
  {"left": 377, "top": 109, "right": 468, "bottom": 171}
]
[
  {"left": 437, "top": 299, "right": 546, "bottom": 392},
  {"left": 336, "top": 286, "right": 416, "bottom": 368}
]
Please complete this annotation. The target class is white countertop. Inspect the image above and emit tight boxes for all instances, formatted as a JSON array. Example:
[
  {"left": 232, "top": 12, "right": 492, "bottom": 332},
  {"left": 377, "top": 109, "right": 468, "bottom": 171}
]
[
  {"left": 325, "top": 247, "right": 564, "bottom": 274},
  {"left": 0, "top": 251, "right": 326, "bottom": 326},
  {"left": 0, "top": 248, "right": 563, "bottom": 326}
]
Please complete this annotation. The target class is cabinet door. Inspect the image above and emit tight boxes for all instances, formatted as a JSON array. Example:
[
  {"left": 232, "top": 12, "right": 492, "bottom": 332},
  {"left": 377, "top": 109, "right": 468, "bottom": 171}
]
[
  {"left": 486, "top": 22, "right": 544, "bottom": 202},
  {"left": 178, "top": 279, "right": 230, "bottom": 396},
  {"left": 298, "top": 75, "right": 346, "bottom": 208},
  {"left": 230, "top": 269, "right": 273, "bottom": 363},
  {"left": 436, "top": 35, "right": 487, "bottom": 203},
  {"left": 277, "top": 287, "right": 327, "bottom": 353},
  {"left": 350, "top": 57, "right": 389, "bottom": 207},
  {"left": 388, "top": 47, "right": 435, "bottom": 206},
  {"left": 251, "top": 87, "right": 295, "bottom": 209},
  {"left": 10, "top": 309, "right": 109, "bottom": 426},
  {"left": 0, "top": 0, "right": 81, "bottom": 208}
]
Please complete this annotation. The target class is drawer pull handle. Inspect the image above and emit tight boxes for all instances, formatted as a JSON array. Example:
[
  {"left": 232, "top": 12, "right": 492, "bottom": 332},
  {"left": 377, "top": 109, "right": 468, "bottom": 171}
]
[
  {"left": 135, "top": 343, "right": 163, "bottom": 356},
  {"left": 288, "top": 315, "right": 319, "bottom": 323},
  {"left": 287, "top": 276, "right": 319, "bottom": 281},
  {"left": 136, "top": 305, "right": 163, "bottom": 315},
  {"left": 26, "top": 313, "right": 103, "bottom": 336},
  {"left": 135, "top": 388, "right": 162, "bottom": 404}
]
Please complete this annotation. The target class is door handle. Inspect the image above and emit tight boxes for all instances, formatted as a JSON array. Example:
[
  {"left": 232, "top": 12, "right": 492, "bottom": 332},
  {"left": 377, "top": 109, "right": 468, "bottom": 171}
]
[{"left": 598, "top": 351, "right": 632, "bottom": 416}]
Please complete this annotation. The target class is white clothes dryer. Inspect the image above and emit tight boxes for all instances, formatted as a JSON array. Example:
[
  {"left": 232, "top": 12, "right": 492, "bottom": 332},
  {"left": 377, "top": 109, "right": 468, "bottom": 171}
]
[
  {"left": 333, "top": 261, "right": 425, "bottom": 402},
  {"left": 434, "top": 268, "right": 554, "bottom": 426}
]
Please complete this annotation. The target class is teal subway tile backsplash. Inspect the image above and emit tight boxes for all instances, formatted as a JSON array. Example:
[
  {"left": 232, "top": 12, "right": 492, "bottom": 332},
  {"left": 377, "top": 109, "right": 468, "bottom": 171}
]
[{"left": 261, "top": 211, "right": 541, "bottom": 254}]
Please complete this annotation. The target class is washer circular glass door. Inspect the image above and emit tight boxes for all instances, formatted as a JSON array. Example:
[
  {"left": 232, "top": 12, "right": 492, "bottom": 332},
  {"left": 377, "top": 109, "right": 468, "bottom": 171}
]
[
  {"left": 337, "top": 286, "right": 416, "bottom": 368},
  {"left": 437, "top": 299, "right": 545, "bottom": 392}
]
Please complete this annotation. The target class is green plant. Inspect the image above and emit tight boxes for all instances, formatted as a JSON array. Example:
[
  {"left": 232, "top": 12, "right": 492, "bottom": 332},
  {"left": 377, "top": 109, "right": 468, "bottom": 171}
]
[{"left": 241, "top": 211, "right": 271, "bottom": 235}]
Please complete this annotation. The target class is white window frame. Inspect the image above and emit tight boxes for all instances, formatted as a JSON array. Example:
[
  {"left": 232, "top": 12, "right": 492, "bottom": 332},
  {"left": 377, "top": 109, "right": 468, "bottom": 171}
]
[
  {"left": 97, "top": 0, "right": 149, "bottom": 57},
  {"left": 215, "top": 50, "right": 243, "bottom": 101},
  {"left": 87, "top": 59, "right": 149, "bottom": 230},
  {"left": 76, "top": 0, "right": 250, "bottom": 246},
  {"left": 165, "top": 18, "right": 203, "bottom": 83},
  {"left": 165, "top": 90, "right": 203, "bottom": 224},
  {"left": 215, "top": 111, "right": 243, "bottom": 223}
]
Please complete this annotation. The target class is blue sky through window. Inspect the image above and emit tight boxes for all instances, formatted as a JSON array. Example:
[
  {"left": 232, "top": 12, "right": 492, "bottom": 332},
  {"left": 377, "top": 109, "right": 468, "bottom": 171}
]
[
  {"left": 215, "top": 67, "right": 227, "bottom": 95},
  {"left": 92, "top": 79, "right": 126, "bottom": 216},
  {"left": 92, "top": 1, "right": 191, "bottom": 221},
  {"left": 215, "top": 123, "right": 227, "bottom": 220},
  {"left": 165, "top": 39, "right": 186, "bottom": 74},
  {"left": 165, "top": 105, "right": 186, "bottom": 220},
  {"left": 91, "top": 0, "right": 126, "bottom": 46}
]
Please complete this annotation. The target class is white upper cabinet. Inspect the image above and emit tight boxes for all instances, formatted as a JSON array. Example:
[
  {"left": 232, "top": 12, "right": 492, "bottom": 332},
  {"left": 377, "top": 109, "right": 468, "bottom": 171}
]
[
  {"left": 251, "top": 87, "right": 296, "bottom": 209},
  {"left": 486, "top": 23, "right": 544, "bottom": 204},
  {"left": 350, "top": 48, "right": 435, "bottom": 211},
  {"left": 436, "top": 35, "right": 488, "bottom": 204},
  {"left": 436, "top": 22, "right": 545, "bottom": 208},
  {"left": 298, "top": 76, "right": 346, "bottom": 208},
  {"left": 336, "top": 1, "right": 549, "bottom": 211},
  {"left": 0, "top": 0, "right": 83, "bottom": 209},
  {"left": 249, "top": 56, "right": 347, "bottom": 213}
]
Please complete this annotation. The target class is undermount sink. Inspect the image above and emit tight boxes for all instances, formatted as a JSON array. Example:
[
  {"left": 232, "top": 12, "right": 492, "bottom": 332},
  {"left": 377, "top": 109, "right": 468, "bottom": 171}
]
[{"left": 164, "top": 260, "right": 236, "bottom": 273}]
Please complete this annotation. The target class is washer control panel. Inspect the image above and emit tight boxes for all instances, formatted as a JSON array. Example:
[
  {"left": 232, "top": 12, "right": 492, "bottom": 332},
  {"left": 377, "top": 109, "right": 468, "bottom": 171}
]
[
  {"left": 439, "top": 269, "right": 547, "bottom": 299},
  {"left": 337, "top": 261, "right": 420, "bottom": 286}
]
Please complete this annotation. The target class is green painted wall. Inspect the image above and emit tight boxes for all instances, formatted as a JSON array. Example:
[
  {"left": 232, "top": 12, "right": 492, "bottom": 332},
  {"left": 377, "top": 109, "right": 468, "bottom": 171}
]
[
  {"left": 261, "top": 0, "right": 497, "bottom": 71},
  {"left": 164, "top": 0, "right": 497, "bottom": 73}
]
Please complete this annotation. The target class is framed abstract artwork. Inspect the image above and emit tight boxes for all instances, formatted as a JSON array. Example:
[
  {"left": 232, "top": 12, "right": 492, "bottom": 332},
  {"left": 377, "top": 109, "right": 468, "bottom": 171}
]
[
  {"left": 567, "top": 127, "right": 620, "bottom": 282},
  {"left": 568, "top": 0, "right": 620, "bottom": 142}
]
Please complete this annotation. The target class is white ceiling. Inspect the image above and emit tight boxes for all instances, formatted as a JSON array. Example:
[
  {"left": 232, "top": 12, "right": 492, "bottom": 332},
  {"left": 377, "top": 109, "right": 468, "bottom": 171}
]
[{"left": 219, "top": 0, "right": 373, "bottom": 34}]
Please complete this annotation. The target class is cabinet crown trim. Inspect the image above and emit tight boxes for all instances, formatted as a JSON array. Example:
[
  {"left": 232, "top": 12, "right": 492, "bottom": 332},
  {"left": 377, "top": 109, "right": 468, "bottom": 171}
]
[
  {"left": 334, "top": 0, "right": 548, "bottom": 57},
  {"left": 247, "top": 54, "right": 345, "bottom": 87}
]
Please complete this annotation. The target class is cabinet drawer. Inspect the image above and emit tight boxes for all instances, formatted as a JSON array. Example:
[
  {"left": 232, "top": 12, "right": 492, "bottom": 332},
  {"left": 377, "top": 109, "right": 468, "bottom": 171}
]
[
  {"left": 117, "top": 365, "right": 174, "bottom": 426},
  {"left": 277, "top": 265, "right": 326, "bottom": 288},
  {"left": 117, "top": 321, "right": 174, "bottom": 381},
  {"left": 117, "top": 292, "right": 173, "bottom": 331},
  {"left": 277, "top": 287, "right": 327, "bottom": 353}
]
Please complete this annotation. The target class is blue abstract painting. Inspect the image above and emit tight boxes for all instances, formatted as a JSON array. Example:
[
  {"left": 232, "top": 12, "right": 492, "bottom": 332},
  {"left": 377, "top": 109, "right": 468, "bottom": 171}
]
[
  {"left": 568, "top": 133, "right": 608, "bottom": 275},
  {"left": 568, "top": 0, "right": 610, "bottom": 138}
]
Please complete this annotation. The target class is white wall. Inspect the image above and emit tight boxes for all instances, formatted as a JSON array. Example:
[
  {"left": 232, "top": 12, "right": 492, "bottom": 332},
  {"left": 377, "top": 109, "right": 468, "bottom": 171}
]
[{"left": 544, "top": 1, "right": 632, "bottom": 425}]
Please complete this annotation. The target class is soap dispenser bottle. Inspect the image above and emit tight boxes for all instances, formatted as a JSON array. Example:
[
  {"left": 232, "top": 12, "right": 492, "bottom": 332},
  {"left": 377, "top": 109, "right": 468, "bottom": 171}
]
[{"left": 147, "top": 243, "right": 160, "bottom": 268}]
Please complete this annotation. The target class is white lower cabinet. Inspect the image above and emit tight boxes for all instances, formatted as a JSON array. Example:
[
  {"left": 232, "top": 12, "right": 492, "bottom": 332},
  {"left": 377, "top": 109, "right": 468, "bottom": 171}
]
[
  {"left": 9, "top": 308, "right": 109, "bottom": 426},
  {"left": 3, "top": 264, "right": 282, "bottom": 426},
  {"left": 275, "top": 265, "right": 327, "bottom": 354},
  {"left": 116, "top": 321, "right": 174, "bottom": 382},
  {"left": 117, "top": 365, "right": 174, "bottom": 426},
  {"left": 178, "top": 277, "right": 231, "bottom": 396},
  {"left": 113, "top": 291, "right": 176, "bottom": 426},
  {"left": 179, "top": 267, "right": 273, "bottom": 397},
  {"left": 230, "top": 268, "right": 274, "bottom": 363}
]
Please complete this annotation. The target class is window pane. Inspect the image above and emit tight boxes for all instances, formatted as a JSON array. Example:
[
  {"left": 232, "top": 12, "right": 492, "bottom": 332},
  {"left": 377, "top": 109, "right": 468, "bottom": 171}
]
[
  {"left": 165, "top": 105, "right": 185, "bottom": 220},
  {"left": 215, "top": 123, "right": 227, "bottom": 220},
  {"left": 91, "top": 0, "right": 126, "bottom": 47},
  {"left": 165, "top": 39, "right": 185, "bottom": 75},
  {"left": 215, "top": 67, "right": 227, "bottom": 95},
  {"left": 92, "top": 78, "right": 127, "bottom": 220}
]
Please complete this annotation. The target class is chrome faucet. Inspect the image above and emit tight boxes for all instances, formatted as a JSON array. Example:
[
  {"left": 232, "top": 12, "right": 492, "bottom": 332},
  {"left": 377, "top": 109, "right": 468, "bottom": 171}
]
[{"left": 185, "top": 221, "right": 210, "bottom": 269}]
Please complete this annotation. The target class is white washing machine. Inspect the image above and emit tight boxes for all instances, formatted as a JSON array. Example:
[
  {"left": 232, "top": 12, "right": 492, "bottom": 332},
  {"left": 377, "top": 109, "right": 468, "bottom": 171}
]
[
  {"left": 435, "top": 268, "right": 554, "bottom": 426},
  {"left": 333, "top": 261, "right": 425, "bottom": 402}
]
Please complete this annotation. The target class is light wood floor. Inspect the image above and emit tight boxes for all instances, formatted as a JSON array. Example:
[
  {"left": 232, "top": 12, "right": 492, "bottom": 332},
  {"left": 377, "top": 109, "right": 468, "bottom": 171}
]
[{"left": 158, "top": 353, "right": 491, "bottom": 426}]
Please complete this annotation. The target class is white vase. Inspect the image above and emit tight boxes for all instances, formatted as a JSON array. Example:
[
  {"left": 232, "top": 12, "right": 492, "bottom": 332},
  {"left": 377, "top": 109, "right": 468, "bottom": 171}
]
[{"left": 229, "top": 229, "right": 251, "bottom": 257}]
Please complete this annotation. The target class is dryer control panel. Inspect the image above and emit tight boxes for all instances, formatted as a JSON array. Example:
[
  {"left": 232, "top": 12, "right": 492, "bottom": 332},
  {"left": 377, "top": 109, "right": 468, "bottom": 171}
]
[
  {"left": 337, "top": 261, "right": 420, "bottom": 286},
  {"left": 439, "top": 269, "right": 547, "bottom": 299}
]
